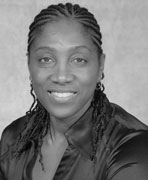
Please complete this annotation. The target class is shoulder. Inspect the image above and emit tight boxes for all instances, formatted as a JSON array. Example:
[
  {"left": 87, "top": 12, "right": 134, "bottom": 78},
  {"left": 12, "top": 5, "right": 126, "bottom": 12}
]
[
  {"left": 1, "top": 115, "right": 28, "bottom": 141},
  {"left": 107, "top": 130, "right": 148, "bottom": 180},
  {"left": 110, "top": 103, "right": 148, "bottom": 130},
  {"left": 115, "top": 130, "right": 148, "bottom": 162},
  {"left": 0, "top": 115, "right": 28, "bottom": 155}
]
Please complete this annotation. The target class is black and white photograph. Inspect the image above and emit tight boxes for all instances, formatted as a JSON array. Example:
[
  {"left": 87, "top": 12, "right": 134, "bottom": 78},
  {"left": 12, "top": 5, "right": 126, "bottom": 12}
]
[{"left": 0, "top": 0, "right": 148, "bottom": 179}]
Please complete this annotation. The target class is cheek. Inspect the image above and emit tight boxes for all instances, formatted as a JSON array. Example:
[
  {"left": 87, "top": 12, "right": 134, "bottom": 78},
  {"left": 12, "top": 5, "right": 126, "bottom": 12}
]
[
  {"left": 29, "top": 64, "right": 47, "bottom": 85},
  {"left": 80, "top": 65, "right": 99, "bottom": 86},
  {"left": 78, "top": 67, "right": 99, "bottom": 97}
]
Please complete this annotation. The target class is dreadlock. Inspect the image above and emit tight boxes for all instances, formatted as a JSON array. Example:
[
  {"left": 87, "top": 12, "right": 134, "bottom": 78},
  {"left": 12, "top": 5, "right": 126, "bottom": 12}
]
[
  {"left": 16, "top": 2, "right": 106, "bottom": 169},
  {"left": 91, "top": 82, "right": 107, "bottom": 162},
  {"left": 14, "top": 85, "right": 50, "bottom": 170}
]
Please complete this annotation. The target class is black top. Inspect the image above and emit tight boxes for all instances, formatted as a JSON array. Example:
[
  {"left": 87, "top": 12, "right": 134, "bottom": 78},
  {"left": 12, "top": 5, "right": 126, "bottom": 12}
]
[{"left": 0, "top": 98, "right": 148, "bottom": 180}]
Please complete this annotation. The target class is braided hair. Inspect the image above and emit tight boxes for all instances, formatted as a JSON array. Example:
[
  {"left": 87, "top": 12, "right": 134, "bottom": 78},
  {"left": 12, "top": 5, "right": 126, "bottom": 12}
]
[
  {"left": 16, "top": 2, "right": 107, "bottom": 169},
  {"left": 27, "top": 3, "right": 103, "bottom": 55}
]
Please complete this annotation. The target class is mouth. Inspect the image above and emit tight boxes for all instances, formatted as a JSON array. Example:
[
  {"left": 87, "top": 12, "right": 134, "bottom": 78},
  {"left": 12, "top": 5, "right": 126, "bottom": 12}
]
[{"left": 48, "top": 91, "right": 77, "bottom": 102}]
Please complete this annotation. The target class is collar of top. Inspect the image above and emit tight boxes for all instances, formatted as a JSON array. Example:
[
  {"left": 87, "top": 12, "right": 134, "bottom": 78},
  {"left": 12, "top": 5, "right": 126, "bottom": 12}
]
[
  {"left": 64, "top": 97, "right": 113, "bottom": 160},
  {"left": 65, "top": 106, "right": 94, "bottom": 160}
]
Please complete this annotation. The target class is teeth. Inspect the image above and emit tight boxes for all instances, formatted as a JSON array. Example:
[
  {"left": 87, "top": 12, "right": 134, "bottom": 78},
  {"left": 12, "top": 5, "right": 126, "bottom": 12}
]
[{"left": 51, "top": 92, "right": 75, "bottom": 98}]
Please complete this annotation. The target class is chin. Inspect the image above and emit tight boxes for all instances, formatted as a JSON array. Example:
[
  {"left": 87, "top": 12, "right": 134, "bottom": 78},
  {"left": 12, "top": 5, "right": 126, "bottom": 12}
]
[{"left": 49, "top": 109, "right": 76, "bottom": 121}]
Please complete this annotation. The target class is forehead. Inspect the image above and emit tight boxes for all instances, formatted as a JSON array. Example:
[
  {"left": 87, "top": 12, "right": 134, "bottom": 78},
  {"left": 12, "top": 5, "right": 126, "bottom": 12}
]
[{"left": 30, "top": 18, "right": 97, "bottom": 52}]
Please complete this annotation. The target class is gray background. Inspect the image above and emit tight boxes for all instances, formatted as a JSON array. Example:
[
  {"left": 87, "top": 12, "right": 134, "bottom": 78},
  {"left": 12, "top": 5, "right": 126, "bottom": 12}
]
[{"left": 0, "top": 0, "right": 148, "bottom": 136}]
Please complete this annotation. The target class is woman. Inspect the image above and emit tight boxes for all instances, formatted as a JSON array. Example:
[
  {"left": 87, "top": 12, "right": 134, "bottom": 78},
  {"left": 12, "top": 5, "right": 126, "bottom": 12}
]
[{"left": 0, "top": 3, "right": 148, "bottom": 180}]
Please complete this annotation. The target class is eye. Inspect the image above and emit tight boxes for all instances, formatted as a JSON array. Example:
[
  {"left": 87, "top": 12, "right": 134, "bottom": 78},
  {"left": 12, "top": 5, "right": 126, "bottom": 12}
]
[
  {"left": 72, "top": 57, "right": 87, "bottom": 64},
  {"left": 38, "top": 57, "right": 54, "bottom": 64}
]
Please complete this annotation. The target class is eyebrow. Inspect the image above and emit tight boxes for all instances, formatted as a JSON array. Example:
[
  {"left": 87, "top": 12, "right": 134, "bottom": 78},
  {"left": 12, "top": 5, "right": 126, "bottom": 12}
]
[
  {"left": 74, "top": 45, "right": 92, "bottom": 52},
  {"left": 35, "top": 45, "right": 92, "bottom": 53}
]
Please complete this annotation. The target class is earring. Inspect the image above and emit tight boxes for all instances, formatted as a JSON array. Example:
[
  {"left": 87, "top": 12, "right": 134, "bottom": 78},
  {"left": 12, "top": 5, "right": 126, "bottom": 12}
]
[
  {"left": 98, "top": 72, "right": 105, "bottom": 91},
  {"left": 96, "top": 81, "right": 105, "bottom": 92},
  {"left": 91, "top": 81, "right": 104, "bottom": 108},
  {"left": 91, "top": 72, "right": 105, "bottom": 108}
]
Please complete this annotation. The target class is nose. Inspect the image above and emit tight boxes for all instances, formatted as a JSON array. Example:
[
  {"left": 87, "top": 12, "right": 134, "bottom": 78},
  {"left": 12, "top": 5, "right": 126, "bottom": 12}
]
[{"left": 50, "top": 62, "right": 73, "bottom": 84}]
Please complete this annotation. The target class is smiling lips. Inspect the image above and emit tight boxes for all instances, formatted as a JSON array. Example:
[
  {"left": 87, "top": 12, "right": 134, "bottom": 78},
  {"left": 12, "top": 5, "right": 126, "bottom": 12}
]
[{"left": 48, "top": 91, "right": 77, "bottom": 102}]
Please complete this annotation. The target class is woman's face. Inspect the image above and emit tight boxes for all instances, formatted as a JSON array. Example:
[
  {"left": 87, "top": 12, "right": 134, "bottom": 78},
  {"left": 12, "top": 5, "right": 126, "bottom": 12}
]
[{"left": 28, "top": 19, "right": 105, "bottom": 122}]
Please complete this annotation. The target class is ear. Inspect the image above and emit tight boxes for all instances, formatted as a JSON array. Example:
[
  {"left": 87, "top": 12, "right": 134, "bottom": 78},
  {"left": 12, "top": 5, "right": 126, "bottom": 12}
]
[
  {"left": 98, "top": 53, "right": 105, "bottom": 81},
  {"left": 26, "top": 52, "right": 32, "bottom": 81},
  {"left": 26, "top": 52, "right": 30, "bottom": 66}
]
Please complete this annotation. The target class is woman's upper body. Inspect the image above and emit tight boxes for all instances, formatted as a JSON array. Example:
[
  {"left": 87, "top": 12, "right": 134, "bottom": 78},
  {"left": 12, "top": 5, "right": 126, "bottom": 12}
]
[
  {"left": 1, "top": 97, "right": 148, "bottom": 180},
  {"left": 1, "top": 2, "right": 148, "bottom": 180}
]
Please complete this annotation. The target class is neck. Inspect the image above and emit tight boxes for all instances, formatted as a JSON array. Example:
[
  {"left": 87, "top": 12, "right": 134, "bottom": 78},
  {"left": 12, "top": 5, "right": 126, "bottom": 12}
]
[{"left": 50, "top": 103, "right": 91, "bottom": 136}]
